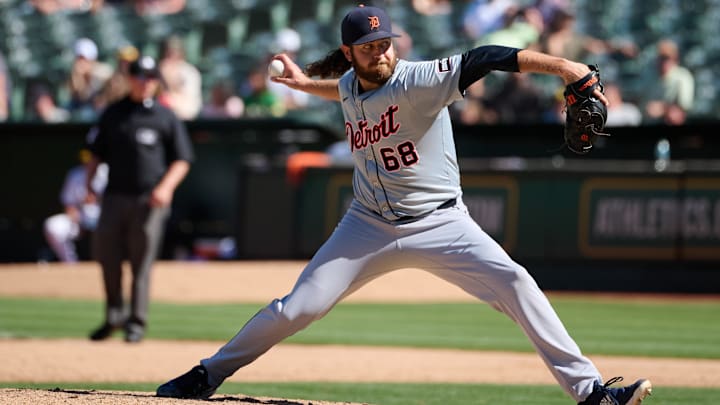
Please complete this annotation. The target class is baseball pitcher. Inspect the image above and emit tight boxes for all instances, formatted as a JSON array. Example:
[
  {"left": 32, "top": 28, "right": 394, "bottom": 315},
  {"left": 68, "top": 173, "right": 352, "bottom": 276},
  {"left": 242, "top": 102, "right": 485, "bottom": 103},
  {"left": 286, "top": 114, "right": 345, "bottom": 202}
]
[{"left": 157, "top": 5, "right": 650, "bottom": 405}]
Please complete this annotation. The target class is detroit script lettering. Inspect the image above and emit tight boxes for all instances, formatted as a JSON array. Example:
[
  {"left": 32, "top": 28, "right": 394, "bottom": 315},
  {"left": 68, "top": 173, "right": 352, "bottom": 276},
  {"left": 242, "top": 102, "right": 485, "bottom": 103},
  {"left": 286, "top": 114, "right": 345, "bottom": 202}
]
[{"left": 345, "top": 105, "right": 400, "bottom": 152}]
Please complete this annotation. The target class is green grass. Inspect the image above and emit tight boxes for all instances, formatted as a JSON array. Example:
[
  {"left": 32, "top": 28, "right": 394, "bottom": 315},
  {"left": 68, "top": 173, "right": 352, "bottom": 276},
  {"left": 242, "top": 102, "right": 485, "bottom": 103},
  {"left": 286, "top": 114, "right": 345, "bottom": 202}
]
[
  {"left": 2, "top": 382, "right": 720, "bottom": 404},
  {"left": 1, "top": 296, "right": 719, "bottom": 358},
  {"left": 1, "top": 296, "right": 719, "bottom": 403}
]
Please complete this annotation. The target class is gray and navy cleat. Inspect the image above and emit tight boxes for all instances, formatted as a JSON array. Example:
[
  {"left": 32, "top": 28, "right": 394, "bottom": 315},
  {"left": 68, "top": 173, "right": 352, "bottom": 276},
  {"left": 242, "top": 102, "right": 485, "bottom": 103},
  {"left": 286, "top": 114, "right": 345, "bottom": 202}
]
[
  {"left": 579, "top": 377, "right": 652, "bottom": 405},
  {"left": 156, "top": 365, "right": 217, "bottom": 399}
]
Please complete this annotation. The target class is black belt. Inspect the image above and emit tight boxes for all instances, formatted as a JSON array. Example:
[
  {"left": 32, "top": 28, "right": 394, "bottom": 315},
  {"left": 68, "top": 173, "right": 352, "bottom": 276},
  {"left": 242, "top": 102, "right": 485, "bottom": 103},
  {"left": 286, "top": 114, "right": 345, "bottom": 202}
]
[
  {"left": 436, "top": 197, "right": 457, "bottom": 210},
  {"left": 392, "top": 198, "right": 457, "bottom": 222}
]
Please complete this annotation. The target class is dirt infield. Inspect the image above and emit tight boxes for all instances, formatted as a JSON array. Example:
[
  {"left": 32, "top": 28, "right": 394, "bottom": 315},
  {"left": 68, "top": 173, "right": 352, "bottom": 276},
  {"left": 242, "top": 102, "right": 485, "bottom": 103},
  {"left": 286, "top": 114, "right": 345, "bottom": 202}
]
[
  {"left": 0, "top": 261, "right": 482, "bottom": 303},
  {"left": 1, "top": 261, "right": 719, "bottom": 404},
  {"left": 0, "top": 388, "right": 368, "bottom": 405}
]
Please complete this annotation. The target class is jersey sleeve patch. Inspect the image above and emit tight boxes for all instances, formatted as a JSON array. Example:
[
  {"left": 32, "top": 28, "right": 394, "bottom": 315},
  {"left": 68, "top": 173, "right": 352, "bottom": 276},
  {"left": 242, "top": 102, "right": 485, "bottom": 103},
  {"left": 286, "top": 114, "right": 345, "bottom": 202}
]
[{"left": 437, "top": 58, "right": 452, "bottom": 73}]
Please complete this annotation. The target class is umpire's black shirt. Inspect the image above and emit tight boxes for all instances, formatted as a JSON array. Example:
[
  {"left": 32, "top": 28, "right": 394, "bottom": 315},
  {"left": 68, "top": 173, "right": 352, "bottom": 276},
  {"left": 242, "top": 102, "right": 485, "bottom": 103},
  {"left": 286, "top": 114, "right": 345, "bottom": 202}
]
[{"left": 88, "top": 96, "right": 194, "bottom": 195}]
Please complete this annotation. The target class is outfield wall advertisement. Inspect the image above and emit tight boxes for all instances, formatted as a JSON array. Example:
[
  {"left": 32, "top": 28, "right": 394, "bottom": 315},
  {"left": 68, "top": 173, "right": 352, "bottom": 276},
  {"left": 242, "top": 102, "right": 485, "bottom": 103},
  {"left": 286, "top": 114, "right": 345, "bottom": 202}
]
[
  {"left": 299, "top": 169, "right": 720, "bottom": 261},
  {"left": 580, "top": 177, "right": 720, "bottom": 260}
]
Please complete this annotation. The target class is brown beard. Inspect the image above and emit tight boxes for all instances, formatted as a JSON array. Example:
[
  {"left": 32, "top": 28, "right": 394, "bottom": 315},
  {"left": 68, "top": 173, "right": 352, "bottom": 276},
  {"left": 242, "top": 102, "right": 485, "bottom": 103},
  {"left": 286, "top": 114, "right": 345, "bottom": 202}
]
[{"left": 351, "top": 53, "right": 396, "bottom": 86}]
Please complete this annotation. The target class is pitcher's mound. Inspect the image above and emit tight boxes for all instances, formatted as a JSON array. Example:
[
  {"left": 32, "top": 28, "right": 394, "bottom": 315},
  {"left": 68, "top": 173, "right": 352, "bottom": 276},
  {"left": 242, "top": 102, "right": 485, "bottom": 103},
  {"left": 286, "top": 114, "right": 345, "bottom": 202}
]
[{"left": 0, "top": 388, "right": 369, "bottom": 405}]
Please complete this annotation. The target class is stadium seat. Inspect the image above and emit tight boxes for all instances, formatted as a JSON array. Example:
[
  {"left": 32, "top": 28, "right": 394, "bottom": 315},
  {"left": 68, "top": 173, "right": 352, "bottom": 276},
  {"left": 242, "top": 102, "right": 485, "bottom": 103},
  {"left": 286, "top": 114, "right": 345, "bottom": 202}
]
[{"left": 1, "top": 0, "right": 719, "bottom": 123}]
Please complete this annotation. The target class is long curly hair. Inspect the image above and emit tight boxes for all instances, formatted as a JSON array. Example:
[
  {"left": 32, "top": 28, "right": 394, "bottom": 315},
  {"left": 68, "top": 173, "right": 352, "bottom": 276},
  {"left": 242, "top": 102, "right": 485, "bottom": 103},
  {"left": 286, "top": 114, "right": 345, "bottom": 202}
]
[{"left": 305, "top": 49, "right": 352, "bottom": 78}]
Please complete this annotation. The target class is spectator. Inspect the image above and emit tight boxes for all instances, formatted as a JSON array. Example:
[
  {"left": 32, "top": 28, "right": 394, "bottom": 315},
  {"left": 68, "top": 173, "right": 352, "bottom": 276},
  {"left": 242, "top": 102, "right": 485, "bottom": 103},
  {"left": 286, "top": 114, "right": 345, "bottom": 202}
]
[
  {"left": 200, "top": 79, "right": 244, "bottom": 119},
  {"left": 450, "top": 80, "right": 499, "bottom": 125},
  {"left": 158, "top": 35, "right": 202, "bottom": 120},
  {"left": 642, "top": 39, "right": 695, "bottom": 125},
  {"left": 85, "top": 55, "right": 194, "bottom": 343},
  {"left": 532, "top": 0, "right": 573, "bottom": 27},
  {"left": 95, "top": 44, "right": 140, "bottom": 111},
  {"left": 92, "top": 0, "right": 127, "bottom": 11},
  {"left": 604, "top": 83, "right": 641, "bottom": 127},
  {"left": 241, "top": 62, "right": 285, "bottom": 118},
  {"left": 391, "top": 25, "right": 418, "bottom": 61},
  {"left": 266, "top": 28, "right": 311, "bottom": 111},
  {"left": 476, "top": 5, "right": 544, "bottom": 49},
  {"left": 66, "top": 37, "right": 113, "bottom": 121},
  {"left": 44, "top": 149, "right": 108, "bottom": 263},
  {"left": 532, "top": 9, "right": 637, "bottom": 61},
  {"left": 412, "top": 0, "right": 452, "bottom": 16},
  {"left": 271, "top": 28, "right": 302, "bottom": 59},
  {"left": 543, "top": 85, "right": 581, "bottom": 124},
  {"left": 488, "top": 72, "right": 548, "bottom": 123},
  {"left": 462, "top": 0, "right": 519, "bottom": 41},
  {"left": 29, "top": 0, "right": 103, "bottom": 14},
  {"left": 28, "top": 83, "right": 70, "bottom": 123},
  {"left": 132, "top": 0, "right": 186, "bottom": 15},
  {"left": 0, "top": 49, "right": 10, "bottom": 121}
]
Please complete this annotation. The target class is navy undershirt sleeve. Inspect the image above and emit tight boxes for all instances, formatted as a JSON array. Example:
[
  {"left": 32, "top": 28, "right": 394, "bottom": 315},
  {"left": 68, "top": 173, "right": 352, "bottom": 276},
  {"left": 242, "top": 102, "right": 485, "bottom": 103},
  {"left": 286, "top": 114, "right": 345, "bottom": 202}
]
[{"left": 459, "top": 45, "right": 521, "bottom": 92}]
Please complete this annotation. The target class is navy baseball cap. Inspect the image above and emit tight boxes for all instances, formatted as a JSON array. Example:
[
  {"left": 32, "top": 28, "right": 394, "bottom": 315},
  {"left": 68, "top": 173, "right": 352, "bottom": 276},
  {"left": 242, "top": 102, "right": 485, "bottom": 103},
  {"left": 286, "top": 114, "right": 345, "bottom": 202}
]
[{"left": 341, "top": 5, "right": 400, "bottom": 45}]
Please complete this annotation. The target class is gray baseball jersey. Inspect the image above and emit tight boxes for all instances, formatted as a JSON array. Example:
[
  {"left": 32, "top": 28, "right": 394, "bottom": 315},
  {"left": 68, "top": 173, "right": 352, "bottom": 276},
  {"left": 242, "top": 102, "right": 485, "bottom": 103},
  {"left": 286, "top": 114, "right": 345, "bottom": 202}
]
[
  {"left": 199, "top": 54, "right": 603, "bottom": 402},
  {"left": 340, "top": 57, "right": 463, "bottom": 220}
]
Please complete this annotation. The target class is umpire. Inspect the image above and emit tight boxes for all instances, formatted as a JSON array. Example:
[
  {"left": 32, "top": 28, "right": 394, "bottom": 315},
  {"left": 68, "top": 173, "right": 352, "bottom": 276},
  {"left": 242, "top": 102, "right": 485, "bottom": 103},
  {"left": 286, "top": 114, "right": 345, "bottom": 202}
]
[{"left": 85, "top": 55, "right": 194, "bottom": 343}]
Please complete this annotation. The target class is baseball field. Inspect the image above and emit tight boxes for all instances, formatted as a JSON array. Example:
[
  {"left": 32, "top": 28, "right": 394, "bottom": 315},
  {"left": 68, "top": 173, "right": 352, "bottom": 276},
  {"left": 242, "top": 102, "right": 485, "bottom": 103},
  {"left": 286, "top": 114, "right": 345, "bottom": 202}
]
[{"left": 1, "top": 261, "right": 719, "bottom": 404}]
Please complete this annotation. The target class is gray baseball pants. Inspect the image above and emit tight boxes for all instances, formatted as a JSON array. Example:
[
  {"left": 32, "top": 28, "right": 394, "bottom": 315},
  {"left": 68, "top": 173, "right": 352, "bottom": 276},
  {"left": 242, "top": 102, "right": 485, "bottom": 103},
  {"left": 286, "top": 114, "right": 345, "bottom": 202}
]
[{"left": 201, "top": 198, "right": 601, "bottom": 402}]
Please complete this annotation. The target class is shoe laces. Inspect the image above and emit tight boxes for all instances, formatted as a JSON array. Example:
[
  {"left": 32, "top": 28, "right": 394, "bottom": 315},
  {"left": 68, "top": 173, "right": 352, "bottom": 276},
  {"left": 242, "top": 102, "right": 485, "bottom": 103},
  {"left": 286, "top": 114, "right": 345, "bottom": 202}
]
[
  {"left": 598, "top": 376, "right": 624, "bottom": 405},
  {"left": 602, "top": 376, "right": 624, "bottom": 388}
]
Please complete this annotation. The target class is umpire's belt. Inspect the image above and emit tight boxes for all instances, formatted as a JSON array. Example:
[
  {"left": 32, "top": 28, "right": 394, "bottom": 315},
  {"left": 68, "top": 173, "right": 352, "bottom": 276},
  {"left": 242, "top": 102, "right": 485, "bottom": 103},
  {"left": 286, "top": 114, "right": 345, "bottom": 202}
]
[{"left": 392, "top": 198, "right": 457, "bottom": 222}]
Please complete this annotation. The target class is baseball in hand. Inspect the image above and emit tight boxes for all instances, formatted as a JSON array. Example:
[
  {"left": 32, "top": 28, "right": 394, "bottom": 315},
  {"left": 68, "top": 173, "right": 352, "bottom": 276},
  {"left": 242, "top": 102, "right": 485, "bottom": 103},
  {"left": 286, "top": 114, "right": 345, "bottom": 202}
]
[{"left": 268, "top": 59, "right": 285, "bottom": 77}]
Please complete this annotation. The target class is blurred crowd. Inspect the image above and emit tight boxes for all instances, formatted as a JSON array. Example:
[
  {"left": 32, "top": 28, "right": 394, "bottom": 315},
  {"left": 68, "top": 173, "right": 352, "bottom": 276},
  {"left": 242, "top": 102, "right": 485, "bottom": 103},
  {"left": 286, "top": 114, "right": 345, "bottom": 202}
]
[
  {"left": 6, "top": 30, "right": 309, "bottom": 124},
  {"left": 0, "top": 0, "right": 705, "bottom": 127},
  {"left": 449, "top": 0, "right": 695, "bottom": 127},
  {"left": 23, "top": 0, "right": 187, "bottom": 16}
]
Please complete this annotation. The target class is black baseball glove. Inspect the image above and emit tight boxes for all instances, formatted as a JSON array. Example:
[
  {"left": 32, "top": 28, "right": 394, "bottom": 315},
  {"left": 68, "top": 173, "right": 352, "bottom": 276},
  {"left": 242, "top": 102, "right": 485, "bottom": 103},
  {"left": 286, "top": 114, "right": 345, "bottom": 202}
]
[{"left": 563, "top": 65, "right": 609, "bottom": 154}]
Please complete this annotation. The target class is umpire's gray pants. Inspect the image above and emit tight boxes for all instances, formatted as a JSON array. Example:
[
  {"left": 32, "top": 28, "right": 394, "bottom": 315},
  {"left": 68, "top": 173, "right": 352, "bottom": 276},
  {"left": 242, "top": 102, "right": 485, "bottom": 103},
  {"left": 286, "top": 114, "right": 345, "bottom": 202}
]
[{"left": 93, "top": 193, "right": 170, "bottom": 330}]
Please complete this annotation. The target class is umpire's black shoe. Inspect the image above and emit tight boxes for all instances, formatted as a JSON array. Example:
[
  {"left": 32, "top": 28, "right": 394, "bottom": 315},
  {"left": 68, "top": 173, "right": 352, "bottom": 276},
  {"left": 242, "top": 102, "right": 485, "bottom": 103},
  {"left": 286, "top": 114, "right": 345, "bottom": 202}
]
[
  {"left": 124, "top": 329, "right": 144, "bottom": 343},
  {"left": 156, "top": 365, "right": 217, "bottom": 399},
  {"left": 124, "top": 322, "right": 145, "bottom": 343},
  {"left": 88, "top": 323, "right": 119, "bottom": 341}
]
